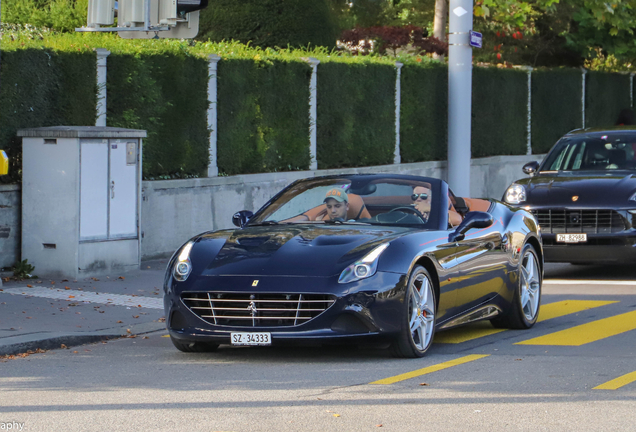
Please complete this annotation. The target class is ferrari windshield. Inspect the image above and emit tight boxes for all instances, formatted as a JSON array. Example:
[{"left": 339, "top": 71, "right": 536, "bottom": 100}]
[
  {"left": 249, "top": 177, "right": 438, "bottom": 226},
  {"left": 542, "top": 135, "right": 636, "bottom": 172}
]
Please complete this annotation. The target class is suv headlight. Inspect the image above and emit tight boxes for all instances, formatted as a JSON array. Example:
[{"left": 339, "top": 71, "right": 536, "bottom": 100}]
[
  {"left": 338, "top": 243, "right": 389, "bottom": 284},
  {"left": 173, "top": 241, "right": 194, "bottom": 282},
  {"left": 504, "top": 184, "right": 526, "bottom": 204}
]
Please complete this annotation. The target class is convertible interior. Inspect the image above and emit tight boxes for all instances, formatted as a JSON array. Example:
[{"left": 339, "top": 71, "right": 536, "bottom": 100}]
[{"left": 284, "top": 193, "right": 492, "bottom": 227}]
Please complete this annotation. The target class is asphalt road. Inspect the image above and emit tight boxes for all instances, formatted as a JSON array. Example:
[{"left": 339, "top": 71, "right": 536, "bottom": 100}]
[{"left": 1, "top": 263, "right": 635, "bottom": 432}]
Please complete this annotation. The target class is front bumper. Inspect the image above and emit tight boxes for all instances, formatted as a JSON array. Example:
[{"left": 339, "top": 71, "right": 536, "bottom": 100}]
[
  {"left": 164, "top": 271, "right": 407, "bottom": 346},
  {"left": 542, "top": 232, "right": 636, "bottom": 263}
]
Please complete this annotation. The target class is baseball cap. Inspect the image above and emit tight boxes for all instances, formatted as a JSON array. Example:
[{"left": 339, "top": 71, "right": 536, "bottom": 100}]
[{"left": 324, "top": 188, "right": 348, "bottom": 203}]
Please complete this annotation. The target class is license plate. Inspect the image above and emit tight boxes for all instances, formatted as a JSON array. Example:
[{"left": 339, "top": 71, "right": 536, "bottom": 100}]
[
  {"left": 230, "top": 332, "right": 271, "bottom": 346},
  {"left": 556, "top": 233, "right": 587, "bottom": 243}
]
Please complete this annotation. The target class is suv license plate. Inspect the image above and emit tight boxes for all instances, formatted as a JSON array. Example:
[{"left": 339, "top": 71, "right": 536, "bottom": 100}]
[
  {"left": 556, "top": 233, "right": 587, "bottom": 243},
  {"left": 231, "top": 332, "right": 271, "bottom": 346}
]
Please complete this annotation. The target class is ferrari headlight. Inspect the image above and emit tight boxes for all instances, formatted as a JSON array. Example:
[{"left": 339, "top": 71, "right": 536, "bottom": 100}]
[
  {"left": 173, "top": 241, "right": 194, "bottom": 282},
  {"left": 338, "top": 243, "right": 389, "bottom": 284},
  {"left": 504, "top": 184, "right": 526, "bottom": 204}
]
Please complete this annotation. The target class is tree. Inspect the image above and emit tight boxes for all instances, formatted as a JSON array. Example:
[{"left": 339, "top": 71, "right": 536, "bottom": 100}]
[
  {"left": 1, "top": 0, "right": 87, "bottom": 32},
  {"left": 197, "top": 0, "right": 339, "bottom": 49}
]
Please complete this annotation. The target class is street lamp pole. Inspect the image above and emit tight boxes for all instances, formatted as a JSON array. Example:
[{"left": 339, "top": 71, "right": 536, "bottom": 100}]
[{"left": 447, "top": 0, "right": 474, "bottom": 197}]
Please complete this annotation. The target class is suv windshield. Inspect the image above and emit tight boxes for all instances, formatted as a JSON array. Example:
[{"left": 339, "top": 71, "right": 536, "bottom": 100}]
[
  {"left": 542, "top": 135, "right": 636, "bottom": 172},
  {"left": 249, "top": 177, "right": 438, "bottom": 227}
]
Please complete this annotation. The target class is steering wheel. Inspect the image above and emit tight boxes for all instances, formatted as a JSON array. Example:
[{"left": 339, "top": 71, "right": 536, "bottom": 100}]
[{"left": 388, "top": 206, "right": 428, "bottom": 223}]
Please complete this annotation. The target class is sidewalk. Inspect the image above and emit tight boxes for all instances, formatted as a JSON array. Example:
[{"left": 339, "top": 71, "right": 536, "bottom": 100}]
[{"left": 0, "top": 260, "right": 168, "bottom": 356}]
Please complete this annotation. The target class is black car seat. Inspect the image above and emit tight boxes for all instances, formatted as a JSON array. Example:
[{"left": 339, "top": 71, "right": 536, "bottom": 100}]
[{"left": 584, "top": 142, "right": 610, "bottom": 169}]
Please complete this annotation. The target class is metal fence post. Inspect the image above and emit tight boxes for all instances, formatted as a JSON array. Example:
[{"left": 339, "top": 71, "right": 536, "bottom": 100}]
[
  {"left": 305, "top": 57, "right": 320, "bottom": 171},
  {"left": 207, "top": 54, "right": 221, "bottom": 177},
  {"left": 95, "top": 48, "right": 110, "bottom": 127},
  {"left": 526, "top": 66, "right": 533, "bottom": 155},
  {"left": 394, "top": 62, "right": 404, "bottom": 164},
  {"left": 582, "top": 68, "right": 587, "bottom": 128}
]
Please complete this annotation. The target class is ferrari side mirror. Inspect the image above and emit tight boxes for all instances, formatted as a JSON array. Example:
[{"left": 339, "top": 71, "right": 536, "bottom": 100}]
[
  {"left": 449, "top": 211, "right": 494, "bottom": 243},
  {"left": 232, "top": 210, "right": 253, "bottom": 228},
  {"left": 522, "top": 161, "right": 540, "bottom": 176}
]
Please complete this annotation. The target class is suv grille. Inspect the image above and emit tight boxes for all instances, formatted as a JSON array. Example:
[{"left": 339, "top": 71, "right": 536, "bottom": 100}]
[
  {"left": 532, "top": 209, "right": 626, "bottom": 234},
  {"left": 181, "top": 292, "right": 336, "bottom": 327}
]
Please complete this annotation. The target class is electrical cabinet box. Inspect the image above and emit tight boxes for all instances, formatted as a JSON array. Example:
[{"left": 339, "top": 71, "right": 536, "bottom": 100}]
[{"left": 17, "top": 126, "right": 146, "bottom": 278}]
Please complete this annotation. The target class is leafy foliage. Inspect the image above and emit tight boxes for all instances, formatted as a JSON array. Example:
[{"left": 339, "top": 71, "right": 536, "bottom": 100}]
[
  {"left": 12, "top": 259, "right": 36, "bottom": 279},
  {"left": 216, "top": 59, "right": 312, "bottom": 175},
  {"left": 400, "top": 62, "right": 447, "bottom": 163},
  {"left": 585, "top": 71, "right": 631, "bottom": 128},
  {"left": 316, "top": 61, "right": 396, "bottom": 169},
  {"left": 1, "top": 0, "right": 88, "bottom": 32},
  {"left": 531, "top": 69, "right": 583, "bottom": 153},
  {"left": 338, "top": 25, "right": 447, "bottom": 56},
  {"left": 472, "top": 67, "right": 528, "bottom": 157},
  {"left": 198, "top": 0, "right": 338, "bottom": 49}
]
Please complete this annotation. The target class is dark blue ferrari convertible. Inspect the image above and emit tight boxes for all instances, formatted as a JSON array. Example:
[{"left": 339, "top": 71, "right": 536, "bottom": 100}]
[{"left": 164, "top": 174, "right": 543, "bottom": 357}]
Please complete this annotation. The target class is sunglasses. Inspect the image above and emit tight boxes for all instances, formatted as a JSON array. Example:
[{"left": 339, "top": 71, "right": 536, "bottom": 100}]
[{"left": 411, "top": 193, "right": 429, "bottom": 201}]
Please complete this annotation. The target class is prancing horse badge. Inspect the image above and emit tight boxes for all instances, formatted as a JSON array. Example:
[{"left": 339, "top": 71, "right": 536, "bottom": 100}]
[
  {"left": 252, "top": 280, "right": 259, "bottom": 287},
  {"left": 572, "top": 196, "right": 579, "bottom": 202}
]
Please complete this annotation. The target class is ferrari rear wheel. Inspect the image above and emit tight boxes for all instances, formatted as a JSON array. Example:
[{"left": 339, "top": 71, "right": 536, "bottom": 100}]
[
  {"left": 491, "top": 243, "right": 541, "bottom": 329},
  {"left": 171, "top": 337, "right": 219, "bottom": 353},
  {"left": 391, "top": 265, "right": 436, "bottom": 358}
]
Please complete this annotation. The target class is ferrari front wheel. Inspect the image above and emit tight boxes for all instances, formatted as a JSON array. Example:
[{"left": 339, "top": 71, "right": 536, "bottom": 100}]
[
  {"left": 491, "top": 243, "right": 542, "bottom": 329},
  {"left": 391, "top": 265, "right": 436, "bottom": 358}
]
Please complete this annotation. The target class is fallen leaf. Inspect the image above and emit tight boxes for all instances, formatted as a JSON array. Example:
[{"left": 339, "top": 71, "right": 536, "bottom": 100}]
[
  {"left": 73, "top": 351, "right": 78, "bottom": 354},
  {"left": 376, "top": 425, "right": 383, "bottom": 428},
  {"left": 119, "top": 276, "right": 125, "bottom": 280},
  {"left": 68, "top": 295, "right": 75, "bottom": 299},
  {"left": 126, "top": 329, "right": 131, "bottom": 334},
  {"left": 65, "top": 286, "right": 71, "bottom": 290},
  {"left": 26, "top": 317, "right": 32, "bottom": 319},
  {"left": 333, "top": 414, "right": 340, "bottom": 418},
  {"left": 60, "top": 344, "right": 68, "bottom": 349},
  {"left": 142, "top": 336, "right": 149, "bottom": 339},
  {"left": 27, "top": 284, "right": 33, "bottom": 288},
  {"left": 133, "top": 315, "right": 139, "bottom": 318},
  {"left": 515, "top": 358, "right": 523, "bottom": 361},
  {"left": 419, "top": 383, "right": 429, "bottom": 386},
  {"left": 116, "top": 320, "right": 123, "bottom": 323},
  {"left": 51, "top": 281, "right": 55, "bottom": 284},
  {"left": 99, "top": 311, "right": 105, "bottom": 313}
]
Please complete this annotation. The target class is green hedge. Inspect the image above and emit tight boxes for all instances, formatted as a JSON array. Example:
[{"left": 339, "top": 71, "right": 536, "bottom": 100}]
[
  {"left": 0, "top": 48, "right": 96, "bottom": 182},
  {"left": 107, "top": 53, "right": 210, "bottom": 179},
  {"left": 316, "top": 61, "right": 396, "bottom": 169},
  {"left": 198, "top": 0, "right": 337, "bottom": 49},
  {"left": 217, "top": 58, "right": 312, "bottom": 175},
  {"left": 400, "top": 63, "right": 447, "bottom": 163},
  {"left": 585, "top": 71, "right": 631, "bottom": 128},
  {"left": 531, "top": 69, "right": 582, "bottom": 154},
  {"left": 472, "top": 67, "right": 528, "bottom": 157}
]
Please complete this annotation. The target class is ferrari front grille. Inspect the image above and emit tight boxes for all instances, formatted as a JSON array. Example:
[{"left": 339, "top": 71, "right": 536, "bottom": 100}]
[
  {"left": 532, "top": 209, "right": 626, "bottom": 234},
  {"left": 181, "top": 292, "right": 336, "bottom": 327}
]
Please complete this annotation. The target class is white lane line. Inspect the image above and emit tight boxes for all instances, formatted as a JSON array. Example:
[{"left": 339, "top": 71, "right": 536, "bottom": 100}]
[
  {"left": 545, "top": 280, "right": 636, "bottom": 286},
  {"left": 0, "top": 287, "right": 163, "bottom": 309}
]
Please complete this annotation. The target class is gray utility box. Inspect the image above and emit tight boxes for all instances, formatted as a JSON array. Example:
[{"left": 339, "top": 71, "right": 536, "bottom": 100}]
[{"left": 17, "top": 126, "right": 146, "bottom": 279}]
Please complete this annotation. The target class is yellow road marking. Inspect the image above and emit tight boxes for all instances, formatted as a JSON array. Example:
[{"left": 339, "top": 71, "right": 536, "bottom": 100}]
[
  {"left": 594, "top": 371, "right": 636, "bottom": 390},
  {"left": 434, "top": 322, "right": 506, "bottom": 344},
  {"left": 370, "top": 354, "right": 489, "bottom": 385},
  {"left": 435, "top": 300, "right": 616, "bottom": 344},
  {"left": 161, "top": 335, "right": 170, "bottom": 338},
  {"left": 516, "top": 310, "right": 636, "bottom": 346},
  {"left": 537, "top": 300, "right": 617, "bottom": 322}
]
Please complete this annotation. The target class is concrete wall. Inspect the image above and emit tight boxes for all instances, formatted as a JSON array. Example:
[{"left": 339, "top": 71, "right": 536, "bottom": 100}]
[
  {"left": 0, "top": 184, "right": 20, "bottom": 269},
  {"left": 140, "top": 154, "right": 543, "bottom": 260}
]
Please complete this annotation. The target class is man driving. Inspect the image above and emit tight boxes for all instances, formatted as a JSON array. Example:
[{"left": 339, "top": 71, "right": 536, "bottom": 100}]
[{"left": 324, "top": 188, "right": 349, "bottom": 220}]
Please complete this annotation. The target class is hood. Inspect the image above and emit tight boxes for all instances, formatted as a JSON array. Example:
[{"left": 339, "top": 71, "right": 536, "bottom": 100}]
[
  {"left": 518, "top": 172, "right": 636, "bottom": 207},
  {"left": 199, "top": 224, "right": 410, "bottom": 277}
]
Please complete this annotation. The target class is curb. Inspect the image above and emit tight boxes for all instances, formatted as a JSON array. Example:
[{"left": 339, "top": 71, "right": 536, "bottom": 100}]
[{"left": 0, "top": 321, "right": 166, "bottom": 356}]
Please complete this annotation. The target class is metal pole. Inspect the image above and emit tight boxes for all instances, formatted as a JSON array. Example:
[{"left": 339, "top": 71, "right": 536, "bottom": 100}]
[
  {"left": 394, "top": 62, "right": 403, "bottom": 164},
  {"left": 95, "top": 49, "right": 111, "bottom": 127},
  {"left": 306, "top": 57, "right": 320, "bottom": 171},
  {"left": 207, "top": 54, "right": 221, "bottom": 177},
  {"left": 447, "top": 0, "right": 473, "bottom": 197}
]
